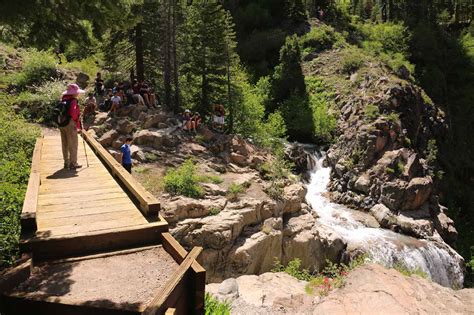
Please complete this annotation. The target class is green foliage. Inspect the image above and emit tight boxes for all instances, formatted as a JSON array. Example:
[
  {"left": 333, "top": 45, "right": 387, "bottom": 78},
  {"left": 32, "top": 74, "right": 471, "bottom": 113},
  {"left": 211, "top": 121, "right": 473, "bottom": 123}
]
[
  {"left": 0, "top": 93, "right": 40, "bottom": 268},
  {"left": 305, "top": 77, "right": 336, "bottom": 142},
  {"left": 341, "top": 46, "right": 365, "bottom": 73},
  {"left": 208, "top": 207, "right": 221, "bottom": 216},
  {"left": 62, "top": 56, "right": 100, "bottom": 79},
  {"left": 13, "top": 49, "right": 58, "bottom": 89},
  {"left": 393, "top": 263, "right": 428, "bottom": 279},
  {"left": 272, "top": 258, "right": 313, "bottom": 281},
  {"left": 163, "top": 159, "right": 204, "bottom": 198},
  {"left": 204, "top": 293, "right": 231, "bottom": 315},
  {"left": 300, "top": 24, "right": 346, "bottom": 55},
  {"left": 364, "top": 104, "right": 380, "bottom": 120},
  {"left": 226, "top": 183, "right": 245, "bottom": 201},
  {"left": 14, "top": 80, "right": 67, "bottom": 124}
]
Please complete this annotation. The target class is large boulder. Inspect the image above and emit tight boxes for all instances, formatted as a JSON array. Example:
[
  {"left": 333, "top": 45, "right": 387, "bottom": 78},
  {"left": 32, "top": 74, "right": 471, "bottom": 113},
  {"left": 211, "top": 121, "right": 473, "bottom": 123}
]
[
  {"left": 143, "top": 113, "right": 168, "bottom": 129},
  {"left": 98, "top": 130, "right": 119, "bottom": 147},
  {"left": 133, "top": 127, "right": 178, "bottom": 148},
  {"left": 403, "top": 177, "right": 433, "bottom": 210},
  {"left": 116, "top": 119, "right": 136, "bottom": 135}
]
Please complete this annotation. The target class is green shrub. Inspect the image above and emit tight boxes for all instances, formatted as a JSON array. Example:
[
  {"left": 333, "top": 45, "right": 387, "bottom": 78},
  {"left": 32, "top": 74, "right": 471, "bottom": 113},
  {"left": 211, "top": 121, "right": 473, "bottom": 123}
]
[
  {"left": 14, "top": 49, "right": 58, "bottom": 89},
  {"left": 196, "top": 174, "right": 223, "bottom": 185},
  {"left": 300, "top": 25, "right": 346, "bottom": 54},
  {"left": 341, "top": 47, "right": 365, "bottom": 73},
  {"left": 163, "top": 159, "right": 204, "bottom": 198},
  {"left": 0, "top": 93, "right": 40, "bottom": 268},
  {"left": 306, "top": 77, "right": 336, "bottom": 142},
  {"left": 61, "top": 56, "right": 100, "bottom": 79},
  {"left": 204, "top": 293, "right": 231, "bottom": 315},
  {"left": 272, "top": 258, "right": 313, "bottom": 281},
  {"left": 208, "top": 207, "right": 221, "bottom": 216},
  {"left": 226, "top": 183, "right": 245, "bottom": 201},
  {"left": 364, "top": 104, "right": 380, "bottom": 120},
  {"left": 15, "top": 80, "right": 67, "bottom": 124}
]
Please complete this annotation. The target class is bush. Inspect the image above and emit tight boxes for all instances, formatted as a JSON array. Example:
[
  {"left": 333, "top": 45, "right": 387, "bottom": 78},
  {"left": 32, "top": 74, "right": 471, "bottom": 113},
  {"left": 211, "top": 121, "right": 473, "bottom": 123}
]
[
  {"left": 0, "top": 93, "right": 40, "bottom": 268},
  {"left": 300, "top": 25, "right": 346, "bottom": 55},
  {"left": 204, "top": 293, "right": 231, "bottom": 315},
  {"left": 306, "top": 77, "right": 336, "bottom": 143},
  {"left": 341, "top": 47, "right": 365, "bottom": 73},
  {"left": 15, "top": 80, "right": 67, "bottom": 124},
  {"left": 226, "top": 183, "right": 245, "bottom": 201},
  {"left": 13, "top": 49, "right": 58, "bottom": 89},
  {"left": 163, "top": 159, "right": 204, "bottom": 198},
  {"left": 272, "top": 258, "right": 313, "bottom": 281},
  {"left": 364, "top": 104, "right": 380, "bottom": 120}
]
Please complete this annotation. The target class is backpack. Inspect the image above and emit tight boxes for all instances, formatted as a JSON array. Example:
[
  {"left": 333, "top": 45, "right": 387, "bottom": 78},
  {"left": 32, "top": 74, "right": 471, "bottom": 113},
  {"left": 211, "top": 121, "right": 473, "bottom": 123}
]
[{"left": 53, "top": 99, "right": 72, "bottom": 127}]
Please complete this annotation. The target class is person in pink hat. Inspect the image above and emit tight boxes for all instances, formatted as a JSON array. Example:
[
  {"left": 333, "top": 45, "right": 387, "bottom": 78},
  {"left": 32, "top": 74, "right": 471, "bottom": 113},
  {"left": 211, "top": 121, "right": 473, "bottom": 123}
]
[{"left": 60, "top": 83, "right": 85, "bottom": 170}]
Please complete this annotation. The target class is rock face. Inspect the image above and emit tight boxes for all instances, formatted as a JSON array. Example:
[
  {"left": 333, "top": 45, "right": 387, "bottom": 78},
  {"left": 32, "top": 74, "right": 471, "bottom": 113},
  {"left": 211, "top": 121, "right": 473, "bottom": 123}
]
[
  {"left": 308, "top": 50, "right": 457, "bottom": 245},
  {"left": 207, "top": 264, "right": 474, "bottom": 315},
  {"left": 167, "top": 185, "right": 346, "bottom": 282}
]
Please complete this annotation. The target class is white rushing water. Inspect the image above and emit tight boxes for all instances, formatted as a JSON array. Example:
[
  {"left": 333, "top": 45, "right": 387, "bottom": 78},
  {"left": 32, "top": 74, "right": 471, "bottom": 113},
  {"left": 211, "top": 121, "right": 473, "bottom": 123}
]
[{"left": 305, "top": 153, "right": 464, "bottom": 288}]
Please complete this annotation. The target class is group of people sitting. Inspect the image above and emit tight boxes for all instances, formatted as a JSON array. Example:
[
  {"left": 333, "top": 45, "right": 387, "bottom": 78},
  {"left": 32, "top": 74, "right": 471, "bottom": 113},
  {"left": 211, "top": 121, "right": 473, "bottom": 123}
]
[
  {"left": 86, "top": 72, "right": 158, "bottom": 118},
  {"left": 179, "top": 104, "right": 226, "bottom": 135}
]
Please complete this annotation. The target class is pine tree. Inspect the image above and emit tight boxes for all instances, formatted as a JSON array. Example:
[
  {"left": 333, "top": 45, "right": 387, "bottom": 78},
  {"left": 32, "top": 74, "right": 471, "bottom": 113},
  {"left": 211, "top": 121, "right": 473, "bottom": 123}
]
[{"left": 180, "top": 0, "right": 231, "bottom": 114}]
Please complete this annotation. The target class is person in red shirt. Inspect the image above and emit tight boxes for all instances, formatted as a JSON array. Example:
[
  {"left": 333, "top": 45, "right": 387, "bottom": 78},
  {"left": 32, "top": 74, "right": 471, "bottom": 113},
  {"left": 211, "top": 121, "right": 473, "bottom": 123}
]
[{"left": 60, "top": 83, "right": 85, "bottom": 170}]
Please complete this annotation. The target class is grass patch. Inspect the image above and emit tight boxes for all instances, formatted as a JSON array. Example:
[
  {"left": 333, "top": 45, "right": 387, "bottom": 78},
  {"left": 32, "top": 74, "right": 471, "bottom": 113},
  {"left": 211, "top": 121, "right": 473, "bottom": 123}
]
[
  {"left": 226, "top": 183, "right": 245, "bottom": 202},
  {"left": 196, "top": 174, "right": 224, "bottom": 185},
  {"left": 133, "top": 166, "right": 164, "bottom": 195},
  {"left": 204, "top": 293, "right": 231, "bottom": 315},
  {"left": 208, "top": 207, "right": 221, "bottom": 216},
  {"left": 341, "top": 47, "right": 365, "bottom": 74},
  {"left": 364, "top": 104, "right": 380, "bottom": 121},
  {"left": 393, "top": 263, "right": 428, "bottom": 279}
]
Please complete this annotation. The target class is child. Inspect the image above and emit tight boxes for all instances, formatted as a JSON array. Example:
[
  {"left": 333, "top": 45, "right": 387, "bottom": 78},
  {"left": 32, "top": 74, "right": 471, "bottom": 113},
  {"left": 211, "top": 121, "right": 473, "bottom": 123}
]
[{"left": 120, "top": 137, "right": 133, "bottom": 173}]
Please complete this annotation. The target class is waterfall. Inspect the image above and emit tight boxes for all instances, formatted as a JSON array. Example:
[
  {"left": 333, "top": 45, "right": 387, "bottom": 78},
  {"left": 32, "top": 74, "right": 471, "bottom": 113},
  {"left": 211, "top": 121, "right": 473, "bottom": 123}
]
[{"left": 305, "top": 153, "right": 464, "bottom": 288}]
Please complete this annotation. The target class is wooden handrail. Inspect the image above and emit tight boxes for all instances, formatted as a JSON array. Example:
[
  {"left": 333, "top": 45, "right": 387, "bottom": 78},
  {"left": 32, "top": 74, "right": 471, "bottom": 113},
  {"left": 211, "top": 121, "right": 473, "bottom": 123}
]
[
  {"left": 143, "top": 247, "right": 203, "bottom": 315},
  {"left": 20, "top": 137, "right": 43, "bottom": 232},
  {"left": 81, "top": 130, "right": 160, "bottom": 217}
]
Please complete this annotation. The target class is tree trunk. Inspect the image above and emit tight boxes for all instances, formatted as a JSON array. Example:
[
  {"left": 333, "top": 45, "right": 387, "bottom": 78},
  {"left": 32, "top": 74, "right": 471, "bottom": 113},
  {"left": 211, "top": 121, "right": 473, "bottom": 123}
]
[
  {"left": 135, "top": 23, "right": 144, "bottom": 81},
  {"left": 226, "top": 43, "right": 233, "bottom": 133},
  {"left": 164, "top": 0, "right": 172, "bottom": 110},
  {"left": 172, "top": 0, "right": 181, "bottom": 112}
]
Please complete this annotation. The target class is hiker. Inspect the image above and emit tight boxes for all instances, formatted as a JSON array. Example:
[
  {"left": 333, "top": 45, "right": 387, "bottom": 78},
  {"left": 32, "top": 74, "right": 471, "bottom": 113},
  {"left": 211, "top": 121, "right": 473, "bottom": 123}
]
[
  {"left": 120, "top": 137, "right": 133, "bottom": 173},
  {"left": 109, "top": 91, "right": 122, "bottom": 116},
  {"left": 83, "top": 92, "right": 97, "bottom": 118},
  {"left": 99, "top": 89, "right": 113, "bottom": 112},
  {"left": 139, "top": 80, "right": 151, "bottom": 107},
  {"left": 131, "top": 79, "right": 146, "bottom": 106},
  {"left": 60, "top": 83, "right": 85, "bottom": 170},
  {"left": 94, "top": 72, "right": 105, "bottom": 97},
  {"left": 212, "top": 104, "right": 225, "bottom": 132},
  {"left": 192, "top": 112, "right": 202, "bottom": 130},
  {"left": 181, "top": 109, "right": 192, "bottom": 131}
]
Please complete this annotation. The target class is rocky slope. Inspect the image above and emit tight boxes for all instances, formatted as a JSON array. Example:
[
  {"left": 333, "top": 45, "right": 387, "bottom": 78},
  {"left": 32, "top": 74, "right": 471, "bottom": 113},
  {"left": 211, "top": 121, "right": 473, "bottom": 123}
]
[
  {"left": 207, "top": 264, "right": 474, "bottom": 315},
  {"left": 85, "top": 107, "right": 344, "bottom": 282},
  {"left": 303, "top": 49, "right": 458, "bottom": 246}
]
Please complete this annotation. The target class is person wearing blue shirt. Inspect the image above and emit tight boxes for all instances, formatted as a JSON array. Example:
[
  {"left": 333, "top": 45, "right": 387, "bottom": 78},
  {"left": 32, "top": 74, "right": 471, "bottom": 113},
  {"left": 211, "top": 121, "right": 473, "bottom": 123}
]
[{"left": 120, "top": 137, "right": 133, "bottom": 173}]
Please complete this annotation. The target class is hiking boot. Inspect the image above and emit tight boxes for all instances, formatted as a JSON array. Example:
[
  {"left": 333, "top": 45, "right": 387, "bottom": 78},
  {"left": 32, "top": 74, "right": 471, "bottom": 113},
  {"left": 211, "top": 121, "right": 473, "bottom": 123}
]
[{"left": 69, "top": 163, "right": 82, "bottom": 170}]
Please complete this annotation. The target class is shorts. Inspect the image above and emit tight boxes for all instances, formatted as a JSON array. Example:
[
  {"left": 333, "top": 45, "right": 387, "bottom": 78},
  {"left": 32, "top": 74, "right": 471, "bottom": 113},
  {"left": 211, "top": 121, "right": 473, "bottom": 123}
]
[{"left": 213, "top": 115, "right": 224, "bottom": 125}]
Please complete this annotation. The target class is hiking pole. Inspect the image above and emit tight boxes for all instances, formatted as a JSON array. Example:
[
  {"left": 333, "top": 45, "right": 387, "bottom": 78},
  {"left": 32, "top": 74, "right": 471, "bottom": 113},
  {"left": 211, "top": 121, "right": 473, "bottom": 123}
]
[{"left": 80, "top": 120, "right": 90, "bottom": 168}]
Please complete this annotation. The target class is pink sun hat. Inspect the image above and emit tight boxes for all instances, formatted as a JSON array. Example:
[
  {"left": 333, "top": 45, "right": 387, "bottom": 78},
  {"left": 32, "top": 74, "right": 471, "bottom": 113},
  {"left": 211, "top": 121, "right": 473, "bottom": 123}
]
[{"left": 62, "top": 83, "right": 86, "bottom": 96}]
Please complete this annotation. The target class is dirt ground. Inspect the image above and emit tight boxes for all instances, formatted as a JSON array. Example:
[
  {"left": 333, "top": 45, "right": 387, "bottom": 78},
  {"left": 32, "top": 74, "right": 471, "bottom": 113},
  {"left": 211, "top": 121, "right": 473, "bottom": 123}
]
[{"left": 11, "top": 246, "right": 178, "bottom": 311}]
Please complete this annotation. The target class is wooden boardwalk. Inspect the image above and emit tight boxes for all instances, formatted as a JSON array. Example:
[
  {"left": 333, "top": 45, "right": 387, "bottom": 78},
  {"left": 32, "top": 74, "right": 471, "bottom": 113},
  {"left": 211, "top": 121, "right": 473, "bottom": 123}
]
[
  {"left": 0, "top": 131, "right": 206, "bottom": 315},
  {"left": 37, "top": 136, "right": 148, "bottom": 237}
]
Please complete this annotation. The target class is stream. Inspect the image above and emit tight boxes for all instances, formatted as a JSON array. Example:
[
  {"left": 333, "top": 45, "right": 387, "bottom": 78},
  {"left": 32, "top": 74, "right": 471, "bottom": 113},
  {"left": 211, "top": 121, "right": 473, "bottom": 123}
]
[{"left": 305, "top": 152, "right": 464, "bottom": 288}]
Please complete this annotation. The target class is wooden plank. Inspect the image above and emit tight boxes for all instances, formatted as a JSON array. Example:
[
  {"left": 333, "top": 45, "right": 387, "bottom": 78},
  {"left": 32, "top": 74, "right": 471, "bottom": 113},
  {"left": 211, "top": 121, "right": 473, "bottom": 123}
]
[
  {"left": 82, "top": 130, "right": 160, "bottom": 217},
  {"left": 37, "top": 198, "right": 134, "bottom": 212},
  {"left": 38, "top": 192, "right": 129, "bottom": 206},
  {"left": 161, "top": 233, "right": 206, "bottom": 274},
  {"left": 143, "top": 247, "right": 202, "bottom": 315},
  {"left": 165, "top": 308, "right": 176, "bottom": 315},
  {"left": 39, "top": 187, "right": 125, "bottom": 198},
  {"left": 37, "top": 216, "right": 147, "bottom": 236},
  {"left": 20, "top": 221, "right": 169, "bottom": 261},
  {"left": 21, "top": 138, "right": 43, "bottom": 233},
  {"left": 38, "top": 209, "right": 145, "bottom": 229},
  {"left": 39, "top": 203, "right": 136, "bottom": 220},
  {"left": 40, "top": 182, "right": 119, "bottom": 194}
]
